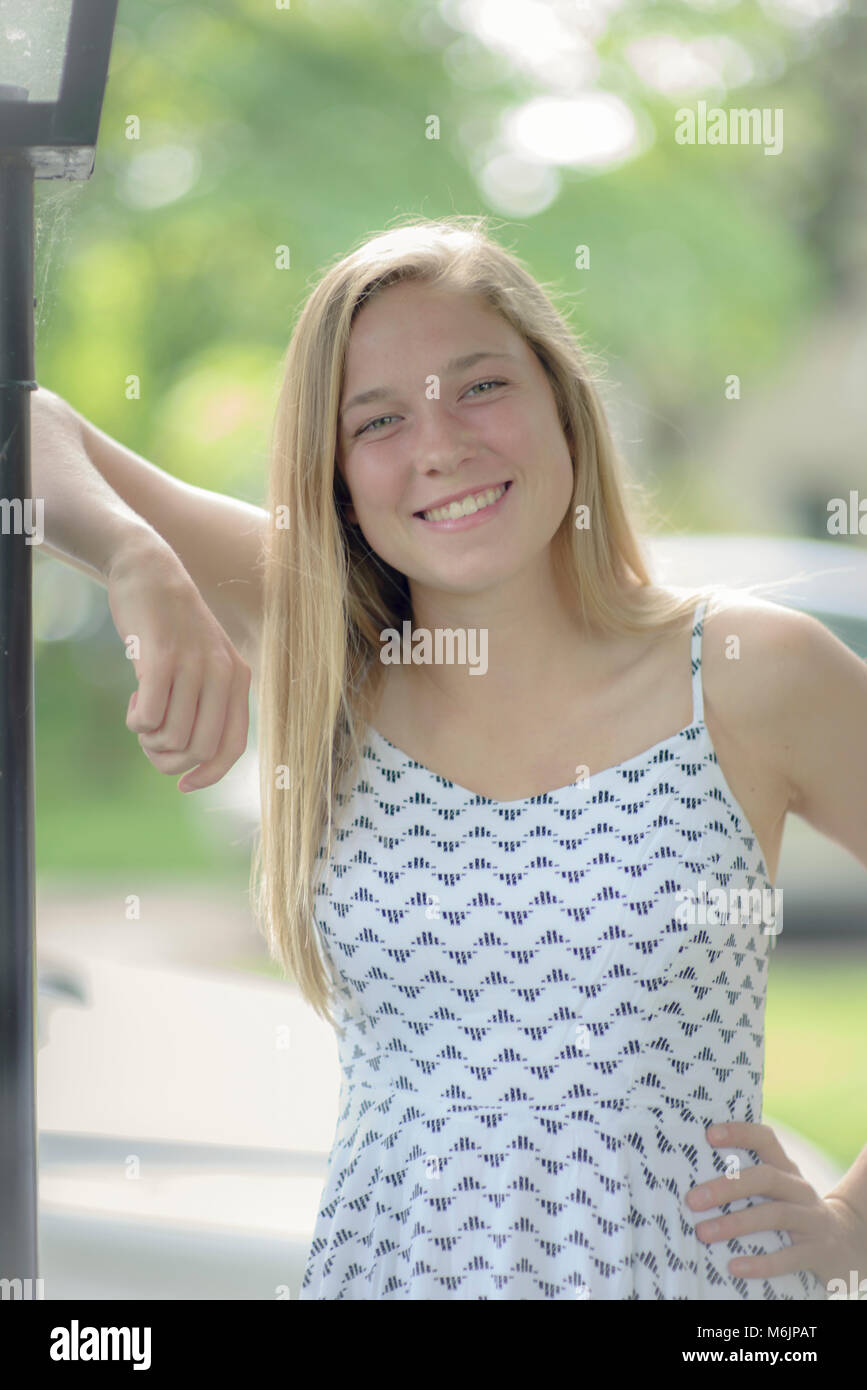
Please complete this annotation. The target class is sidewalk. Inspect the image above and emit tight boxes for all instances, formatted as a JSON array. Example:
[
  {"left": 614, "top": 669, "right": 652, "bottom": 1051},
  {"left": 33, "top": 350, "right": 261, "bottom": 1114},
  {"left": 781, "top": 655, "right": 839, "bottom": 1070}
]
[{"left": 36, "top": 880, "right": 341, "bottom": 1295}]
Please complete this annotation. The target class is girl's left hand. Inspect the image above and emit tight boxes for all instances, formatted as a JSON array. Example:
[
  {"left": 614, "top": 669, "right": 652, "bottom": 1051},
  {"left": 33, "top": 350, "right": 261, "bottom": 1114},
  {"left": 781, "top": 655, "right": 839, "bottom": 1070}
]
[{"left": 685, "top": 1120, "right": 867, "bottom": 1289}]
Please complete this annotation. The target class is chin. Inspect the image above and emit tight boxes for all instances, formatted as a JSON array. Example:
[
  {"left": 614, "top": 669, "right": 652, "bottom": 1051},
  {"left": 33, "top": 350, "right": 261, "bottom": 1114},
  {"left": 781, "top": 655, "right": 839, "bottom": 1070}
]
[{"left": 408, "top": 557, "right": 527, "bottom": 595}]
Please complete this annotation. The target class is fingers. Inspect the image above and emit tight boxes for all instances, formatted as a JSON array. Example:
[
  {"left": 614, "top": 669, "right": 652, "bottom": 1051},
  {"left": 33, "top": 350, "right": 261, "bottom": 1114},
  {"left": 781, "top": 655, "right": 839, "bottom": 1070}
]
[
  {"left": 136, "top": 663, "right": 203, "bottom": 755},
  {"left": 128, "top": 650, "right": 251, "bottom": 789},
  {"left": 723, "top": 1239, "right": 826, "bottom": 1283},
  {"left": 125, "top": 654, "right": 173, "bottom": 737},
  {"left": 155, "top": 656, "right": 234, "bottom": 776},
  {"left": 706, "top": 1121, "right": 802, "bottom": 1177},
  {"left": 750, "top": 1122, "right": 803, "bottom": 1177},
  {"left": 695, "top": 1198, "right": 824, "bottom": 1246},
  {"left": 110, "top": 558, "right": 253, "bottom": 790},
  {"left": 178, "top": 661, "right": 251, "bottom": 791}
]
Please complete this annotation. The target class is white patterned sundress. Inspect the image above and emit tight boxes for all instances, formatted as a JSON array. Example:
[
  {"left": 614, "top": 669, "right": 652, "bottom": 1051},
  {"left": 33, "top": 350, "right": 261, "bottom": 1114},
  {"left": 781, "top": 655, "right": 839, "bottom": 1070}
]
[{"left": 298, "top": 598, "right": 826, "bottom": 1301}]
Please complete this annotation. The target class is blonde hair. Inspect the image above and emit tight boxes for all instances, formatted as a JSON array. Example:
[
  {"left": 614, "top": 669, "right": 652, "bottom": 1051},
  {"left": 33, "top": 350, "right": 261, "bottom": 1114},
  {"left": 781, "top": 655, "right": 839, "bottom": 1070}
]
[{"left": 249, "top": 214, "right": 727, "bottom": 1026}]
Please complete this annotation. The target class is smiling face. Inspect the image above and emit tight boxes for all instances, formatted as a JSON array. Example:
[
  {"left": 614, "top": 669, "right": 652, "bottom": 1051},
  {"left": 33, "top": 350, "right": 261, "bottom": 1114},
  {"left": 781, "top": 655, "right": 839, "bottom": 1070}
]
[{"left": 336, "top": 279, "right": 575, "bottom": 599}]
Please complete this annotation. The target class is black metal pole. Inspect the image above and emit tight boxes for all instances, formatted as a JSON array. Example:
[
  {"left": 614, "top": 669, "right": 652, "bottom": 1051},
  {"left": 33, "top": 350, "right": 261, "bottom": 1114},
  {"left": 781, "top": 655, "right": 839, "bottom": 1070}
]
[{"left": 0, "top": 147, "right": 38, "bottom": 1289}]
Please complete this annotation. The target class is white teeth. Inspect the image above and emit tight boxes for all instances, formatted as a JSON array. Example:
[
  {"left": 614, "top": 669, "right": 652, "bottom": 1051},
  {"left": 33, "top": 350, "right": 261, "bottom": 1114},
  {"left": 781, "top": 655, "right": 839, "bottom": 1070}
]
[{"left": 421, "top": 483, "right": 507, "bottom": 522}]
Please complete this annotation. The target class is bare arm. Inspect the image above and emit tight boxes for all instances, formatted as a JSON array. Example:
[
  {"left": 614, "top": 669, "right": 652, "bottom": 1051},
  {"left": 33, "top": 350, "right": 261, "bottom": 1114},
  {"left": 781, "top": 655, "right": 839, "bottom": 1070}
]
[
  {"left": 30, "top": 386, "right": 261, "bottom": 790},
  {"left": 773, "top": 607, "right": 867, "bottom": 871},
  {"left": 710, "top": 596, "right": 867, "bottom": 871},
  {"left": 31, "top": 386, "right": 266, "bottom": 673}
]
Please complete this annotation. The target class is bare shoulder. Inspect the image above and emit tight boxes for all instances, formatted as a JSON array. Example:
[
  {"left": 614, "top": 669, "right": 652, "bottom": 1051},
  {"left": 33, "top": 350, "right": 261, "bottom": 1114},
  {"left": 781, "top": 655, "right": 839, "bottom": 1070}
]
[
  {"left": 701, "top": 588, "right": 849, "bottom": 684},
  {"left": 701, "top": 589, "right": 822, "bottom": 666},
  {"left": 699, "top": 589, "right": 858, "bottom": 807}
]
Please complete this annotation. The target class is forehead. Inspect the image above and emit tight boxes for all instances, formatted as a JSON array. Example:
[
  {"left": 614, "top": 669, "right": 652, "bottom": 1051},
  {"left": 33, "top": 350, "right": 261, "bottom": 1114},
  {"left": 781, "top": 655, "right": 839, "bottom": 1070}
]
[{"left": 343, "top": 281, "right": 517, "bottom": 366}]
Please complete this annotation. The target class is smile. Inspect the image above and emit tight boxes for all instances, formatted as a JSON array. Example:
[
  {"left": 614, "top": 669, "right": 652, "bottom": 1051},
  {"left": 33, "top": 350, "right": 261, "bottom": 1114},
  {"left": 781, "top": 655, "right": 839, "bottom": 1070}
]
[{"left": 415, "top": 481, "right": 511, "bottom": 528}]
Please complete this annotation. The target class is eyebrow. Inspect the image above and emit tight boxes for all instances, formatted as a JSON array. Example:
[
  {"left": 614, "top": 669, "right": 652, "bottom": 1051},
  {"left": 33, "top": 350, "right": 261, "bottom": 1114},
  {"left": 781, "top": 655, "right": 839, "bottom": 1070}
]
[{"left": 340, "top": 351, "right": 517, "bottom": 418}]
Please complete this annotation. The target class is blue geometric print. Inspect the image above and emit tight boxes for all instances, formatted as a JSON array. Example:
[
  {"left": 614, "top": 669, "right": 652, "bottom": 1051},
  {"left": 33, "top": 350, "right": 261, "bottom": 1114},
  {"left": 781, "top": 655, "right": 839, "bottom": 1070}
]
[{"left": 299, "top": 599, "right": 825, "bottom": 1301}]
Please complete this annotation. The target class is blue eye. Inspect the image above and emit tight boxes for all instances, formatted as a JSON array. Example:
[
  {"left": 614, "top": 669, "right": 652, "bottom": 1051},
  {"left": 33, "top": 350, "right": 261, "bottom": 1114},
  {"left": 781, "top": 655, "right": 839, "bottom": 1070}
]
[
  {"left": 356, "top": 414, "right": 399, "bottom": 436},
  {"left": 355, "top": 379, "right": 507, "bottom": 436},
  {"left": 466, "top": 378, "right": 507, "bottom": 395}
]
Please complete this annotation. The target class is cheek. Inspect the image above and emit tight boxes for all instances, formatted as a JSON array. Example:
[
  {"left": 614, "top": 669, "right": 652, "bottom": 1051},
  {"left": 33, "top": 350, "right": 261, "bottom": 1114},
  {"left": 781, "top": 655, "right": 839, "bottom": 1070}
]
[
  {"left": 345, "top": 455, "right": 406, "bottom": 513},
  {"left": 486, "top": 404, "right": 573, "bottom": 491},
  {"left": 343, "top": 462, "right": 415, "bottom": 555}
]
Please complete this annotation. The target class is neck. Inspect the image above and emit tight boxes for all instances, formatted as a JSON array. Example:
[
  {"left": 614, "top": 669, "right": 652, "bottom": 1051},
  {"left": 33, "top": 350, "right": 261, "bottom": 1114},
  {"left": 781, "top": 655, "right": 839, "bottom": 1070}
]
[{"left": 386, "top": 556, "right": 628, "bottom": 723}]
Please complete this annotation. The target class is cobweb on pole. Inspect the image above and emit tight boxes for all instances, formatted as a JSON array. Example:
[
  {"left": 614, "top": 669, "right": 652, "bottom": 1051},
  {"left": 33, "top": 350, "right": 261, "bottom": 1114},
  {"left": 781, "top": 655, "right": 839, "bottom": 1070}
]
[{"left": 33, "top": 177, "right": 86, "bottom": 347}]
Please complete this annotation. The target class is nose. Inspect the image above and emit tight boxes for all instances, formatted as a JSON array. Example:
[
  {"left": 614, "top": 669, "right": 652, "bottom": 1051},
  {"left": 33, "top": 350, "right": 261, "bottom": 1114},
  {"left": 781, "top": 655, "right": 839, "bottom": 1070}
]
[{"left": 411, "top": 399, "right": 476, "bottom": 476}]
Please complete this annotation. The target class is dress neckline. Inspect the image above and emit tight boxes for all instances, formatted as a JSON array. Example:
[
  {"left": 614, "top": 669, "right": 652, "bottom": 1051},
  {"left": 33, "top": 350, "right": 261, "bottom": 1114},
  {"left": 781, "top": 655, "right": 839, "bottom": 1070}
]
[
  {"left": 363, "top": 597, "right": 709, "bottom": 809},
  {"left": 364, "top": 717, "right": 705, "bottom": 808}
]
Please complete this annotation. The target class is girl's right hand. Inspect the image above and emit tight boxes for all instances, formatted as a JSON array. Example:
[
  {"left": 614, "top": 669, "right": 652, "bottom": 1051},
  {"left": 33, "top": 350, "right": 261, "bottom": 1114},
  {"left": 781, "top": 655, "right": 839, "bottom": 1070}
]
[{"left": 106, "top": 533, "right": 253, "bottom": 792}]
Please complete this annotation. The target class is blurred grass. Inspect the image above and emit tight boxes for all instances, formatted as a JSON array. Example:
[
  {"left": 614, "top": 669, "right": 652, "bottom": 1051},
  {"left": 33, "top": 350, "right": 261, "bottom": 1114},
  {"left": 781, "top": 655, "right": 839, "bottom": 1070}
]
[
  {"left": 764, "top": 950, "right": 867, "bottom": 1171},
  {"left": 36, "top": 779, "right": 245, "bottom": 876}
]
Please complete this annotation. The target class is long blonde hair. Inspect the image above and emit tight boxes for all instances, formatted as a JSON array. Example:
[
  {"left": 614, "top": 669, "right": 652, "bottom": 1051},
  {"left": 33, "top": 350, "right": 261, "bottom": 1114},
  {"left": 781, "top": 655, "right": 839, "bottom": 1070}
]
[{"left": 250, "top": 214, "right": 720, "bottom": 1026}]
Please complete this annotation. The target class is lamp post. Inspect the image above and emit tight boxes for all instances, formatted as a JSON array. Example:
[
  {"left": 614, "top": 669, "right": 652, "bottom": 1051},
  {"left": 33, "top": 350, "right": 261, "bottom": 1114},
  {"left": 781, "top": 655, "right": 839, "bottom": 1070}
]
[{"left": 0, "top": 0, "right": 117, "bottom": 1292}]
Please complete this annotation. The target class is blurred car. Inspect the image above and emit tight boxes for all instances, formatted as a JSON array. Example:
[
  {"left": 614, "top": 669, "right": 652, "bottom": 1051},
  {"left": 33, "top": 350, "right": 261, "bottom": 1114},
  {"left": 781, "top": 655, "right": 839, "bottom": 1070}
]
[{"left": 649, "top": 533, "right": 867, "bottom": 655}]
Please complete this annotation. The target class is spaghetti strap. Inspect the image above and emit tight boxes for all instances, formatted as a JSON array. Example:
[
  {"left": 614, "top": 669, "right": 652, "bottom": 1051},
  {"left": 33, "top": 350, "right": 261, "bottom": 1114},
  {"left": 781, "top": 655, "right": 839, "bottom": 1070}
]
[{"left": 690, "top": 596, "right": 708, "bottom": 725}]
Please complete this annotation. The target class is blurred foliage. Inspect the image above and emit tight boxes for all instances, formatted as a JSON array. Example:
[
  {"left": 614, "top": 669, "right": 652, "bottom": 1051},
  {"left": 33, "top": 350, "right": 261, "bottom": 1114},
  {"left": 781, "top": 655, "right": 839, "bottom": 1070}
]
[
  {"left": 30, "top": 0, "right": 865, "bottom": 871},
  {"left": 37, "top": 0, "right": 864, "bottom": 490},
  {"left": 765, "top": 952, "right": 867, "bottom": 1170}
]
